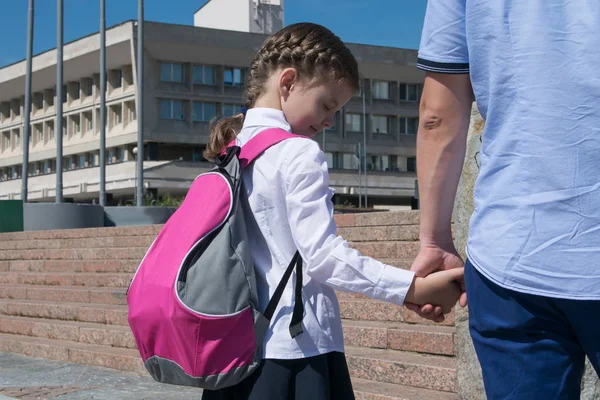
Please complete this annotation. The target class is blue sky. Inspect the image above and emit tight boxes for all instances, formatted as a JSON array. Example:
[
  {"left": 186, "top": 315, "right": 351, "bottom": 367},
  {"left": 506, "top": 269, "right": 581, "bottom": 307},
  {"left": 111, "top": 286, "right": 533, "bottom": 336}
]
[{"left": 0, "top": 0, "right": 427, "bottom": 68}]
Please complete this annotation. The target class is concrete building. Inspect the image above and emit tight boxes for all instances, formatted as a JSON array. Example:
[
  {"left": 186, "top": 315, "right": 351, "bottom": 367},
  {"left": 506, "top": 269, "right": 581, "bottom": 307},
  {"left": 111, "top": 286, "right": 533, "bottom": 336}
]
[
  {"left": 194, "top": 0, "right": 284, "bottom": 35},
  {"left": 0, "top": 19, "right": 423, "bottom": 206}
]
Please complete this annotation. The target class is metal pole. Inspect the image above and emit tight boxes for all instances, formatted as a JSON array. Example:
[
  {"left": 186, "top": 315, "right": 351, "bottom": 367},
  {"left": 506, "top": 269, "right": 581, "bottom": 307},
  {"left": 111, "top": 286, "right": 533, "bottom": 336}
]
[
  {"left": 362, "top": 87, "right": 368, "bottom": 208},
  {"left": 55, "top": 0, "right": 63, "bottom": 203},
  {"left": 322, "top": 128, "right": 326, "bottom": 152},
  {"left": 136, "top": 0, "right": 144, "bottom": 206},
  {"left": 357, "top": 143, "right": 362, "bottom": 208},
  {"left": 99, "top": 0, "right": 106, "bottom": 206},
  {"left": 21, "top": 0, "right": 34, "bottom": 203}
]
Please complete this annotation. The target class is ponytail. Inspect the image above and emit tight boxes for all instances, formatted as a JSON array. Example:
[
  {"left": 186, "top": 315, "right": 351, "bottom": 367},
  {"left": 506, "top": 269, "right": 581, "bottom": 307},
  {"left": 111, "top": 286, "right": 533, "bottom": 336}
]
[{"left": 203, "top": 113, "right": 245, "bottom": 161}]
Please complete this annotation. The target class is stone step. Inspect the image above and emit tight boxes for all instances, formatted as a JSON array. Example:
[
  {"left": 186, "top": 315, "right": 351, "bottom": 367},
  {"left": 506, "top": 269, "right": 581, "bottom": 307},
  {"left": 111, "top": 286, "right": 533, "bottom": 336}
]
[
  {"left": 0, "top": 225, "right": 163, "bottom": 242},
  {"left": 0, "top": 272, "right": 132, "bottom": 287},
  {"left": 0, "top": 247, "right": 148, "bottom": 261},
  {"left": 0, "top": 315, "right": 136, "bottom": 349},
  {"left": 0, "top": 235, "right": 156, "bottom": 251},
  {"left": 343, "top": 320, "right": 455, "bottom": 356},
  {"left": 0, "top": 332, "right": 145, "bottom": 374},
  {"left": 350, "top": 241, "right": 420, "bottom": 259},
  {"left": 338, "top": 225, "right": 419, "bottom": 242},
  {"left": 335, "top": 211, "right": 420, "bottom": 228},
  {"left": 1, "top": 259, "right": 140, "bottom": 273},
  {"left": 0, "top": 284, "right": 128, "bottom": 305},
  {"left": 352, "top": 378, "right": 458, "bottom": 400},
  {"left": 0, "top": 299, "right": 129, "bottom": 326},
  {"left": 339, "top": 299, "right": 456, "bottom": 327},
  {"left": 345, "top": 346, "right": 456, "bottom": 393}
]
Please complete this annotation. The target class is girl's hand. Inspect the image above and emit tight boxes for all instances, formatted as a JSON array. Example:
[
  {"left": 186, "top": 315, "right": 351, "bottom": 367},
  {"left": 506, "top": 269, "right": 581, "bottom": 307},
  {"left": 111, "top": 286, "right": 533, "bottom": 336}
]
[{"left": 405, "top": 268, "right": 464, "bottom": 314}]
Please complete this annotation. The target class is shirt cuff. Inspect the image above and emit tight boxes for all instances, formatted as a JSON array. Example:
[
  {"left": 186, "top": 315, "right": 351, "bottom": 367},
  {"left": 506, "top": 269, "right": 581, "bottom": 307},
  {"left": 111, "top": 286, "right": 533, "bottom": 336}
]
[
  {"left": 417, "top": 57, "right": 470, "bottom": 74},
  {"left": 373, "top": 265, "right": 416, "bottom": 306}
]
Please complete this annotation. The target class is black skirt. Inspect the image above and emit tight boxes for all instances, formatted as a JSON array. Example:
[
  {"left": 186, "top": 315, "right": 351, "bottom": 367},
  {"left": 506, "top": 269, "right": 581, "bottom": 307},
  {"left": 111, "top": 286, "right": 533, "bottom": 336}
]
[{"left": 201, "top": 352, "right": 355, "bottom": 400}]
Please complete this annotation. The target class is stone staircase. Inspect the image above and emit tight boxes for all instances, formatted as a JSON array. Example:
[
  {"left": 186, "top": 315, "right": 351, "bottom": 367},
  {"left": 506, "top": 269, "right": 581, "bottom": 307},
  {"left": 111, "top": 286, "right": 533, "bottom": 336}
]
[{"left": 0, "top": 211, "right": 457, "bottom": 399}]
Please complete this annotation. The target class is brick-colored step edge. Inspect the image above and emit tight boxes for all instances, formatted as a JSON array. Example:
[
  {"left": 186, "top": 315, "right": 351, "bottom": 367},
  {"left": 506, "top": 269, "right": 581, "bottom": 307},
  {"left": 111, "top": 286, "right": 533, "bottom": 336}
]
[
  {"left": 0, "top": 247, "right": 148, "bottom": 261},
  {"left": 0, "top": 211, "right": 419, "bottom": 243},
  {"left": 0, "top": 226, "right": 419, "bottom": 250},
  {"left": 0, "top": 315, "right": 136, "bottom": 349},
  {"left": 0, "top": 272, "right": 133, "bottom": 288},
  {"left": 0, "top": 332, "right": 145, "bottom": 374},
  {"left": 352, "top": 378, "right": 459, "bottom": 400},
  {"left": 0, "top": 260, "right": 140, "bottom": 273},
  {"left": 337, "top": 225, "right": 419, "bottom": 243},
  {"left": 0, "top": 236, "right": 156, "bottom": 251},
  {"left": 0, "top": 284, "right": 129, "bottom": 305},
  {"left": 343, "top": 320, "right": 455, "bottom": 356},
  {"left": 339, "top": 299, "right": 456, "bottom": 327},
  {"left": 0, "top": 225, "right": 163, "bottom": 241},
  {"left": 345, "top": 346, "right": 456, "bottom": 393},
  {"left": 335, "top": 211, "right": 420, "bottom": 228}
]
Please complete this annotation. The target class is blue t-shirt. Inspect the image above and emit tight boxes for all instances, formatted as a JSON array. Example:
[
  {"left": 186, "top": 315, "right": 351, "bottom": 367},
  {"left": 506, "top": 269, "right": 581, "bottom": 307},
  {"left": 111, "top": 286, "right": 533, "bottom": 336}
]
[{"left": 418, "top": 0, "right": 600, "bottom": 299}]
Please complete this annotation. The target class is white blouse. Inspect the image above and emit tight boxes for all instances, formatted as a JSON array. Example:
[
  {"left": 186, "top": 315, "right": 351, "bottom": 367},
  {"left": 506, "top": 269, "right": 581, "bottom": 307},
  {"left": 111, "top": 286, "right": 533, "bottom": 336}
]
[{"left": 237, "top": 107, "right": 415, "bottom": 359}]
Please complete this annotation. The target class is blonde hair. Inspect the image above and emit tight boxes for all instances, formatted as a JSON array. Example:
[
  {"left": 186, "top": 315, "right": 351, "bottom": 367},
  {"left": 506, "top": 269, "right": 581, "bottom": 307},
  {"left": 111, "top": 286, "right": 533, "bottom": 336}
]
[{"left": 204, "top": 22, "right": 360, "bottom": 161}]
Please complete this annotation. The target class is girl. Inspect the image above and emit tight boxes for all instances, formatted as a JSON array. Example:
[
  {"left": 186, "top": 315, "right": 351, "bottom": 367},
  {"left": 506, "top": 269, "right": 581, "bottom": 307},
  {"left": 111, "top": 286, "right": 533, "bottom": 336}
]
[{"left": 201, "top": 22, "right": 463, "bottom": 400}]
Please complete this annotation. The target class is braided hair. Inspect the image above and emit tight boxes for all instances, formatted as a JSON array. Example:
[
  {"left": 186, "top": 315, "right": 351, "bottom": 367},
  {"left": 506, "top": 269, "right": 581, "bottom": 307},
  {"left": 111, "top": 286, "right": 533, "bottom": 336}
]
[{"left": 204, "top": 22, "right": 360, "bottom": 161}]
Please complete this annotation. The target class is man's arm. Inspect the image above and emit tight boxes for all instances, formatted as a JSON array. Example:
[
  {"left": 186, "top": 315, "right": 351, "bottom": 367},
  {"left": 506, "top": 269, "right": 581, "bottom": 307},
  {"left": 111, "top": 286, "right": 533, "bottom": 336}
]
[
  {"left": 404, "top": 72, "right": 473, "bottom": 321},
  {"left": 417, "top": 72, "right": 473, "bottom": 250}
]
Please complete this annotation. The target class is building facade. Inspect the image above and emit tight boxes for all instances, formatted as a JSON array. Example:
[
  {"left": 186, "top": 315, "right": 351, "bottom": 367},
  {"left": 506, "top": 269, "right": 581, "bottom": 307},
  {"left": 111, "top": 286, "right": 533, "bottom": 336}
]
[{"left": 0, "top": 21, "right": 423, "bottom": 206}]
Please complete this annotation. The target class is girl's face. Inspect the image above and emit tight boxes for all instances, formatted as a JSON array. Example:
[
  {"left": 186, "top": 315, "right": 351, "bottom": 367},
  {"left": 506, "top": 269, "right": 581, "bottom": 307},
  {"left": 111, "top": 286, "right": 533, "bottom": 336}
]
[{"left": 279, "top": 70, "right": 355, "bottom": 138}]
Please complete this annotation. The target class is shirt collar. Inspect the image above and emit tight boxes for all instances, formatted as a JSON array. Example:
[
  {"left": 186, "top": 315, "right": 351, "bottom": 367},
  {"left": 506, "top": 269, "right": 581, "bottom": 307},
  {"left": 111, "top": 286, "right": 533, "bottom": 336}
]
[{"left": 242, "top": 107, "right": 291, "bottom": 133}]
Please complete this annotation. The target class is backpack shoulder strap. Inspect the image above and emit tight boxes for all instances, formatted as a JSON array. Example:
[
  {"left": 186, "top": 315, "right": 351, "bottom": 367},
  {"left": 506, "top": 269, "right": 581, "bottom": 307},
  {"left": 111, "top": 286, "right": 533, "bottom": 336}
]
[{"left": 234, "top": 128, "right": 306, "bottom": 170}]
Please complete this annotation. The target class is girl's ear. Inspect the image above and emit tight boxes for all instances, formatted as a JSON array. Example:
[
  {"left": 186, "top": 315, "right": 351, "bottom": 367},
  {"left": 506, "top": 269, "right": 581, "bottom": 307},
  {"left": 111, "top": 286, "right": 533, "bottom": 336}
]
[{"left": 279, "top": 67, "right": 297, "bottom": 98}]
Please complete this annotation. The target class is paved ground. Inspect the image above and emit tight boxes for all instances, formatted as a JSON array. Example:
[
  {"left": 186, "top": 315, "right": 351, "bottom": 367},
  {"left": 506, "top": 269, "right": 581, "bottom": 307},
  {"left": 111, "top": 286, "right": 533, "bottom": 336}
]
[{"left": 0, "top": 353, "right": 204, "bottom": 399}]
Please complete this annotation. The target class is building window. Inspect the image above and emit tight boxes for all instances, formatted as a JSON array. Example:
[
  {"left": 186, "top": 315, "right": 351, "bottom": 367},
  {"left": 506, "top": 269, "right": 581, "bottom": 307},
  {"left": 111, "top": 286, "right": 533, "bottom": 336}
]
[
  {"left": 112, "top": 105, "right": 123, "bottom": 125},
  {"left": 0, "top": 102, "right": 9, "bottom": 120},
  {"left": 83, "top": 111, "right": 93, "bottom": 132},
  {"left": 372, "top": 115, "right": 389, "bottom": 134},
  {"left": 89, "top": 152, "right": 97, "bottom": 167},
  {"left": 400, "top": 117, "right": 419, "bottom": 135},
  {"left": 47, "top": 122, "right": 54, "bottom": 140},
  {"left": 47, "top": 89, "right": 55, "bottom": 107},
  {"left": 407, "top": 157, "right": 416, "bottom": 172},
  {"left": 342, "top": 153, "right": 359, "bottom": 170},
  {"left": 72, "top": 115, "right": 81, "bottom": 134},
  {"left": 372, "top": 81, "right": 391, "bottom": 100},
  {"left": 370, "top": 155, "right": 391, "bottom": 171},
  {"left": 33, "top": 94, "right": 43, "bottom": 111},
  {"left": 400, "top": 83, "right": 421, "bottom": 102},
  {"left": 11, "top": 100, "right": 21, "bottom": 117},
  {"left": 62, "top": 117, "right": 67, "bottom": 136},
  {"left": 224, "top": 67, "right": 244, "bottom": 86},
  {"left": 78, "top": 154, "right": 87, "bottom": 169},
  {"left": 14, "top": 131, "right": 19, "bottom": 147},
  {"left": 84, "top": 79, "right": 93, "bottom": 96},
  {"left": 118, "top": 147, "right": 126, "bottom": 162},
  {"left": 113, "top": 70, "right": 123, "bottom": 89},
  {"left": 160, "top": 62, "right": 184, "bottom": 83},
  {"left": 72, "top": 82, "right": 80, "bottom": 100},
  {"left": 223, "top": 104, "right": 242, "bottom": 117},
  {"left": 193, "top": 102, "right": 217, "bottom": 122},
  {"left": 108, "top": 149, "right": 115, "bottom": 164},
  {"left": 160, "top": 100, "right": 185, "bottom": 120},
  {"left": 36, "top": 124, "right": 44, "bottom": 143},
  {"left": 345, "top": 113, "right": 362, "bottom": 132},
  {"left": 2, "top": 132, "right": 10, "bottom": 150},
  {"left": 193, "top": 65, "right": 215, "bottom": 85},
  {"left": 42, "top": 160, "right": 51, "bottom": 174},
  {"left": 129, "top": 104, "right": 136, "bottom": 122},
  {"left": 62, "top": 85, "right": 68, "bottom": 103}
]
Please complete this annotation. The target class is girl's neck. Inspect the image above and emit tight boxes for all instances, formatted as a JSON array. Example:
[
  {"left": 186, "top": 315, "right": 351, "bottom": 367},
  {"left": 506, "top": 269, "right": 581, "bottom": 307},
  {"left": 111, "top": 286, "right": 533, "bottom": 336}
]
[{"left": 253, "top": 92, "right": 281, "bottom": 110}]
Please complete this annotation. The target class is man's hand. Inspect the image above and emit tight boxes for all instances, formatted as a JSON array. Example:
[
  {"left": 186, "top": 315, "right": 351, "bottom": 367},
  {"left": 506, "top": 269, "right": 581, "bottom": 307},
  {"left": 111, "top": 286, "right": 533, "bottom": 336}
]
[{"left": 405, "top": 243, "right": 466, "bottom": 322}]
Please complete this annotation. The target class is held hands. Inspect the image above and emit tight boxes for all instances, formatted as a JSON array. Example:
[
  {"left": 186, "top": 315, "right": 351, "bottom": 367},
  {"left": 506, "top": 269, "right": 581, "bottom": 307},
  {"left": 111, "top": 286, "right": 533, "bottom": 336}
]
[
  {"left": 404, "top": 243, "right": 467, "bottom": 322},
  {"left": 404, "top": 268, "right": 464, "bottom": 314}
]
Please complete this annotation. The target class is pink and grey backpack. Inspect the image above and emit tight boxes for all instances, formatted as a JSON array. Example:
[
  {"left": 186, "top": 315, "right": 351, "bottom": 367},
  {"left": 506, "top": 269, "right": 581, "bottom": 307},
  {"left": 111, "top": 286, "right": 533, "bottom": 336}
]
[{"left": 127, "top": 128, "right": 305, "bottom": 390}]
